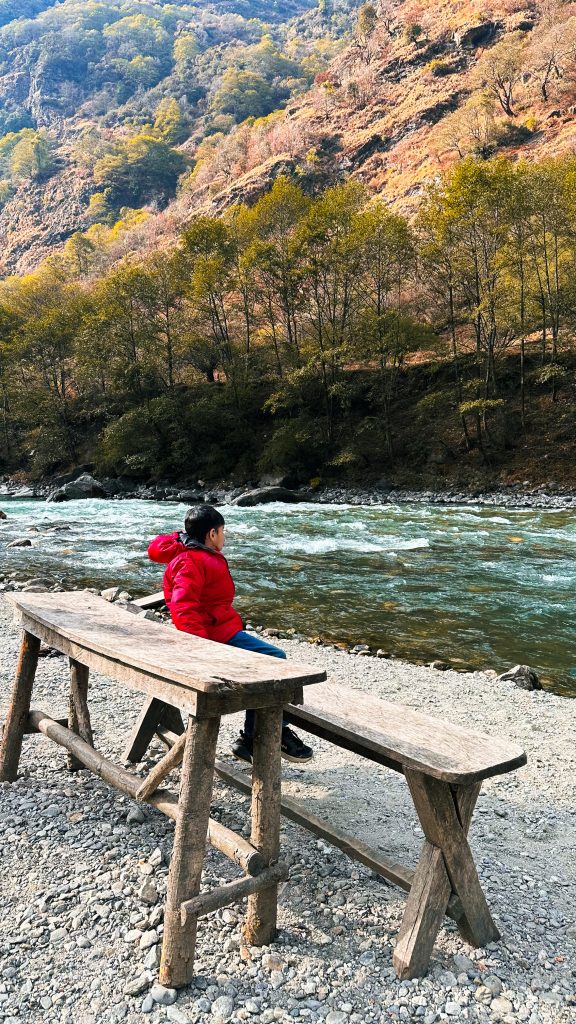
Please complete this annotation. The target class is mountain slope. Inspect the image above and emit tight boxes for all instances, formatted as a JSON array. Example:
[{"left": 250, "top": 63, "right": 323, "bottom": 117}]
[
  {"left": 176, "top": 0, "right": 576, "bottom": 219},
  {"left": 0, "top": 0, "right": 355, "bottom": 273}
]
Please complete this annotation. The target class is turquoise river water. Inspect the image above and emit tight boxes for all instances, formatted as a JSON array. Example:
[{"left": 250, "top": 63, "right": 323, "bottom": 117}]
[{"left": 1, "top": 498, "right": 575, "bottom": 696}]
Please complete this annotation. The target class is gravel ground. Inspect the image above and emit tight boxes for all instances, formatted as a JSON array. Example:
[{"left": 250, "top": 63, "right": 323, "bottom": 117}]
[{"left": 1, "top": 595, "right": 575, "bottom": 1024}]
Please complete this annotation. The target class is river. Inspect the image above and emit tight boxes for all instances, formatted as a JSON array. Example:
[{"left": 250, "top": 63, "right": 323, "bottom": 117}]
[{"left": 1, "top": 498, "right": 575, "bottom": 696}]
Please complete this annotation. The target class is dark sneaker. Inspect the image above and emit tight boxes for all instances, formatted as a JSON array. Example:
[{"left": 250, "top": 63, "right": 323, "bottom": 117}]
[
  {"left": 281, "top": 726, "right": 313, "bottom": 764},
  {"left": 231, "top": 731, "right": 254, "bottom": 764}
]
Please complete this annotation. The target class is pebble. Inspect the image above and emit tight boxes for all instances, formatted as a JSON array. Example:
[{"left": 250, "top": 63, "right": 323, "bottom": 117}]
[
  {"left": 150, "top": 983, "right": 177, "bottom": 1005},
  {"left": 211, "top": 994, "right": 235, "bottom": 1020},
  {"left": 123, "top": 972, "right": 152, "bottom": 996},
  {"left": 126, "top": 806, "right": 146, "bottom": 825}
]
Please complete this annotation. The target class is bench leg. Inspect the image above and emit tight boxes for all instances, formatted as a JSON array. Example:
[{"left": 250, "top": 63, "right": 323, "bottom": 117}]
[
  {"left": 67, "top": 659, "right": 93, "bottom": 772},
  {"left": 243, "top": 706, "right": 284, "bottom": 946},
  {"left": 393, "top": 772, "right": 499, "bottom": 979},
  {"left": 160, "top": 714, "right": 220, "bottom": 989},
  {"left": 124, "top": 696, "right": 185, "bottom": 764},
  {"left": 0, "top": 630, "right": 40, "bottom": 782}
]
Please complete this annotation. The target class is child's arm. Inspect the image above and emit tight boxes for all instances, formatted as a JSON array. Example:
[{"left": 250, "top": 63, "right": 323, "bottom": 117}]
[
  {"left": 148, "top": 532, "right": 183, "bottom": 564},
  {"left": 170, "top": 558, "right": 209, "bottom": 638}
]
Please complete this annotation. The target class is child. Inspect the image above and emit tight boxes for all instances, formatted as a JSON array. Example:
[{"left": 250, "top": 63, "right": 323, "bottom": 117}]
[{"left": 148, "top": 504, "right": 313, "bottom": 764}]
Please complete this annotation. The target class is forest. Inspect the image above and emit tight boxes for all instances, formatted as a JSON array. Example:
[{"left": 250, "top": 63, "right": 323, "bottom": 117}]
[{"left": 1, "top": 154, "right": 574, "bottom": 486}]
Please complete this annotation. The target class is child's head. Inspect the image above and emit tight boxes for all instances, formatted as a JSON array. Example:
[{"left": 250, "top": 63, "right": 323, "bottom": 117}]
[{"left": 185, "top": 504, "right": 225, "bottom": 551}]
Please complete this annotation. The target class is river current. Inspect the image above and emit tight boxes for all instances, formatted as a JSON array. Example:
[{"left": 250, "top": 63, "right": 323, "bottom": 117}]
[{"left": 1, "top": 498, "right": 575, "bottom": 695}]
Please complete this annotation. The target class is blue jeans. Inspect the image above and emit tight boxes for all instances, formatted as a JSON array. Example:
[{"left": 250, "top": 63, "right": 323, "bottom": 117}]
[{"left": 227, "top": 630, "right": 287, "bottom": 738}]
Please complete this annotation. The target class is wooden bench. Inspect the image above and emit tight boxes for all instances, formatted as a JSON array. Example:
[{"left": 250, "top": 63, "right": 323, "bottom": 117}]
[
  {"left": 0, "top": 591, "right": 326, "bottom": 988},
  {"left": 130, "top": 669, "right": 527, "bottom": 980}
]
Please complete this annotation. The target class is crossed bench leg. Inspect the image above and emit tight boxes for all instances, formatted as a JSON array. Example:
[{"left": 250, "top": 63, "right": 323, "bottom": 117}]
[{"left": 393, "top": 770, "right": 500, "bottom": 978}]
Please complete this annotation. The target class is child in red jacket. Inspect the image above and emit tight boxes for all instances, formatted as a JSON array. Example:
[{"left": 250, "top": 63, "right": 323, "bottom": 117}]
[{"left": 148, "top": 504, "right": 313, "bottom": 764}]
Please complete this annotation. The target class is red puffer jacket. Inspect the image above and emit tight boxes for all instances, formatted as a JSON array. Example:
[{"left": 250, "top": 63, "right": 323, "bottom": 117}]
[{"left": 148, "top": 531, "right": 243, "bottom": 643}]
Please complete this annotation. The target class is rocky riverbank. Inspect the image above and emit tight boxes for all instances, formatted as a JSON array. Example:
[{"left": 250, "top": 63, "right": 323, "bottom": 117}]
[
  {"left": 2, "top": 471, "right": 576, "bottom": 512},
  {"left": 1, "top": 595, "right": 575, "bottom": 1024}
]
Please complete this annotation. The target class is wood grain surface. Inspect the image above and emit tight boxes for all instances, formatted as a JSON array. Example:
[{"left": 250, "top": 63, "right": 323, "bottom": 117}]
[
  {"left": 8, "top": 592, "right": 325, "bottom": 702},
  {"left": 286, "top": 680, "right": 526, "bottom": 783}
]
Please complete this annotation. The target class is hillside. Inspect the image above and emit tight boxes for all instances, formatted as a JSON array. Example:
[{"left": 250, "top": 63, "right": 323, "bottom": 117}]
[
  {"left": 0, "top": 0, "right": 357, "bottom": 273},
  {"left": 4, "top": 3, "right": 576, "bottom": 272},
  {"left": 180, "top": 0, "right": 576, "bottom": 220}
]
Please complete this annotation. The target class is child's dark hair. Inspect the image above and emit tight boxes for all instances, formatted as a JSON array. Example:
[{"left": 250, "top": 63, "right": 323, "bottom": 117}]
[{"left": 185, "top": 504, "right": 225, "bottom": 543}]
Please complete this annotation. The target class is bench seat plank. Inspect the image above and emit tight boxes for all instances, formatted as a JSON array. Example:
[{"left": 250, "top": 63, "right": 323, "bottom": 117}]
[
  {"left": 8, "top": 593, "right": 325, "bottom": 718},
  {"left": 286, "top": 680, "right": 526, "bottom": 784}
]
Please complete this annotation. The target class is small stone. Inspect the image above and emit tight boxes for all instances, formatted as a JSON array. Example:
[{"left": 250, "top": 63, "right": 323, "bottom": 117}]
[
  {"left": 148, "top": 847, "right": 164, "bottom": 867},
  {"left": 150, "top": 983, "right": 177, "bottom": 1006},
  {"left": 139, "top": 929, "right": 158, "bottom": 950},
  {"left": 123, "top": 972, "right": 152, "bottom": 996},
  {"left": 143, "top": 944, "right": 160, "bottom": 970},
  {"left": 125, "top": 929, "right": 143, "bottom": 943},
  {"left": 484, "top": 976, "right": 503, "bottom": 997},
  {"left": 491, "top": 996, "right": 514, "bottom": 1019},
  {"left": 211, "top": 995, "right": 235, "bottom": 1020},
  {"left": 138, "top": 879, "right": 158, "bottom": 905},
  {"left": 445, "top": 1003, "right": 460, "bottom": 1016},
  {"left": 40, "top": 996, "right": 53, "bottom": 1009},
  {"left": 101, "top": 586, "right": 122, "bottom": 602},
  {"left": 50, "top": 927, "right": 68, "bottom": 943},
  {"left": 167, "top": 1008, "right": 191, "bottom": 1024},
  {"left": 77, "top": 936, "right": 91, "bottom": 949},
  {"left": 126, "top": 806, "right": 146, "bottom": 825},
  {"left": 141, "top": 994, "right": 154, "bottom": 1013},
  {"left": 326, "top": 1013, "right": 348, "bottom": 1024}
]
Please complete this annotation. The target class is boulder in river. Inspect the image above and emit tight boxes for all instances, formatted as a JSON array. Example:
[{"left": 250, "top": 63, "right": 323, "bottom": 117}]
[
  {"left": 101, "top": 586, "right": 122, "bottom": 602},
  {"left": 7, "top": 538, "right": 32, "bottom": 548},
  {"left": 0, "top": 510, "right": 6, "bottom": 519},
  {"left": 497, "top": 664, "right": 543, "bottom": 691},
  {"left": 47, "top": 473, "right": 107, "bottom": 502},
  {"left": 232, "top": 486, "right": 302, "bottom": 507}
]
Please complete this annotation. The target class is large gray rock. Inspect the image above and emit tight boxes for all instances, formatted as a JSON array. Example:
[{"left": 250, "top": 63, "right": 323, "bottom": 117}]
[
  {"left": 7, "top": 538, "right": 32, "bottom": 548},
  {"left": 232, "top": 486, "right": 302, "bottom": 507},
  {"left": 497, "top": 664, "right": 543, "bottom": 691},
  {"left": 47, "top": 473, "right": 106, "bottom": 502}
]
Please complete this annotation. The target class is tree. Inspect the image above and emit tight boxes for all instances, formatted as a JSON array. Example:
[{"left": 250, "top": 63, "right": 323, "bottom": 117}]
[
  {"left": 473, "top": 33, "right": 526, "bottom": 117},
  {"left": 9, "top": 130, "right": 55, "bottom": 181},
  {"left": 153, "top": 98, "right": 189, "bottom": 145},
  {"left": 93, "top": 135, "right": 188, "bottom": 208},
  {"left": 211, "top": 69, "right": 281, "bottom": 123},
  {"left": 527, "top": 8, "right": 576, "bottom": 102}
]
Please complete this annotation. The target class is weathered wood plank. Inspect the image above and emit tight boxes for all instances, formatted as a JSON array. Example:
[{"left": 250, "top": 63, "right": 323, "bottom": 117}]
[
  {"left": 181, "top": 863, "right": 289, "bottom": 922},
  {"left": 243, "top": 707, "right": 284, "bottom": 946},
  {"left": 9, "top": 593, "right": 325, "bottom": 703},
  {"left": 286, "top": 680, "right": 527, "bottom": 784},
  {"left": 17, "top": 613, "right": 306, "bottom": 719},
  {"left": 132, "top": 592, "right": 165, "bottom": 610},
  {"left": 160, "top": 715, "right": 220, "bottom": 989},
  {"left": 136, "top": 732, "right": 187, "bottom": 800},
  {"left": 67, "top": 659, "right": 93, "bottom": 772},
  {"left": 124, "top": 697, "right": 175, "bottom": 763},
  {"left": 0, "top": 631, "right": 40, "bottom": 782},
  {"left": 405, "top": 770, "right": 500, "bottom": 948},
  {"left": 392, "top": 842, "right": 452, "bottom": 979}
]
